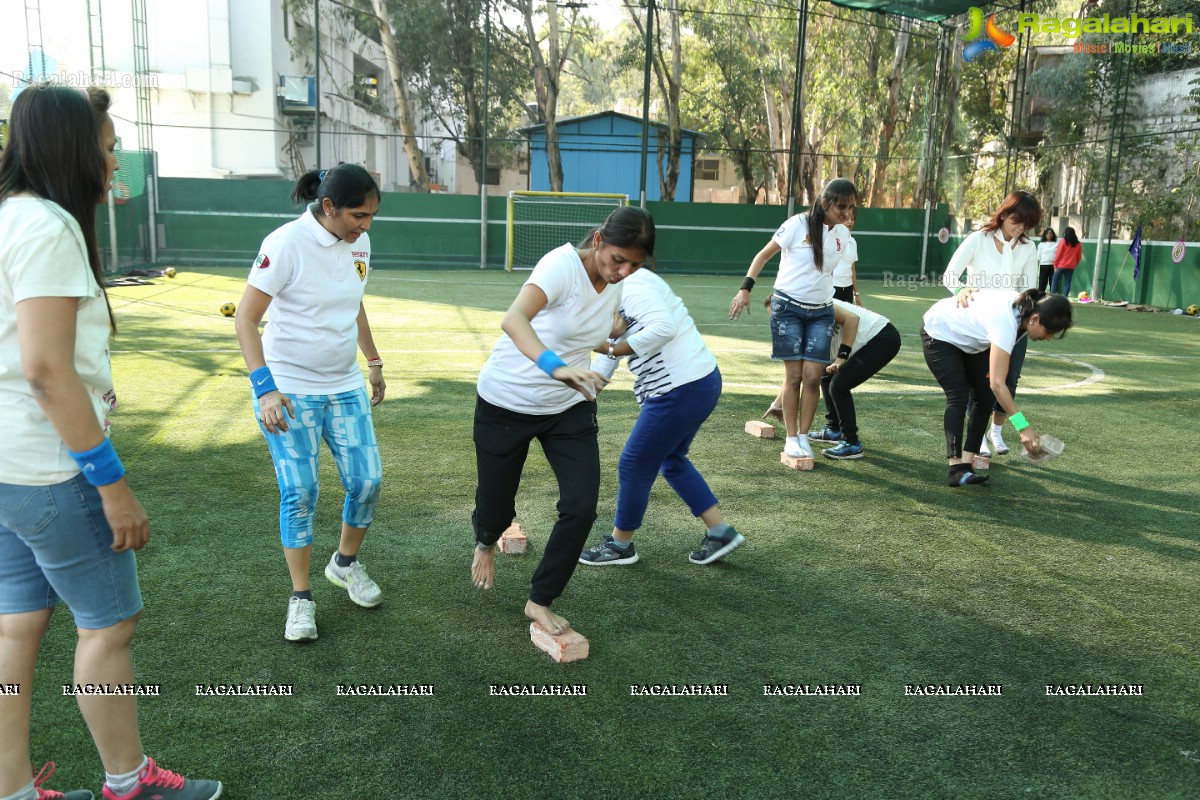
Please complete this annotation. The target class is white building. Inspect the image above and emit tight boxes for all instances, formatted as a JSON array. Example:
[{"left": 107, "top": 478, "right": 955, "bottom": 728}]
[{"left": 93, "top": 0, "right": 446, "bottom": 188}]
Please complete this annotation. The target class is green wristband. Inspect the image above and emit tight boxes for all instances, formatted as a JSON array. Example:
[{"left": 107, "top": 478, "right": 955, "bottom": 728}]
[{"left": 1010, "top": 412, "right": 1030, "bottom": 432}]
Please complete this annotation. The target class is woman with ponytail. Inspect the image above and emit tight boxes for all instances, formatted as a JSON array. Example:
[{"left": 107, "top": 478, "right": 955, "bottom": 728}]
[
  {"left": 921, "top": 288, "right": 1073, "bottom": 487},
  {"left": 472, "top": 205, "right": 652, "bottom": 638},
  {"left": 235, "top": 163, "right": 386, "bottom": 643},
  {"left": 1051, "top": 227, "right": 1083, "bottom": 297},
  {"left": 0, "top": 85, "right": 221, "bottom": 800},
  {"left": 729, "top": 178, "right": 858, "bottom": 461}
]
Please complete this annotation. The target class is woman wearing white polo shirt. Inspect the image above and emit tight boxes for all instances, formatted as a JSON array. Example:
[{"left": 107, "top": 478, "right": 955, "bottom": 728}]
[
  {"left": 578, "top": 267, "right": 742, "bottom": 567},
  {"left": 921, "top": 288, "right": 1073, "bottom": 487},
  {"left": 472, "top": 206, "right": 653, "bottom": 637},
  {"left": 729, "top": 178, "right": 858, "bottom": 461},
  {"left": 235, "top": 164, "right": 386, "bottom": 643},
  {"left": 942, "top": 191, "right": 1041, "bottom": 459},
  {"left": 831, "top": 211, "right": 860, "bottom": 304}
]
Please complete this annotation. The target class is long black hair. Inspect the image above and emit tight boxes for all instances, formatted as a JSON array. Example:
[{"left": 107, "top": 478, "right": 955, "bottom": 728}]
[
  {"left": 581, "top": 205, "right": 656, "bottom": 257},
  {"left": 1014, "top": 289, "right": 1073, "bottom": 337},
  {"left": 806, "top": 178, "right": 858, "bottom": 270},
  {"left": 0, "top": 84, "right": 114, "bottom": 331},
  {"left": 1040, "top": 227, "right": 1056, "bottom": 243},
  {"left": 1062, "top": 227, "right": 1080, "bottom": 247},
  {"left": 293, "top": 163, "right": 381, "bottom": 213}
]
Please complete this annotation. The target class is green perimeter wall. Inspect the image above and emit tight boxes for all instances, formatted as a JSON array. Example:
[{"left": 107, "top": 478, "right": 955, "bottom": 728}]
[{"left": 100, "top": 177, "right": 1200, "bottom": 307}]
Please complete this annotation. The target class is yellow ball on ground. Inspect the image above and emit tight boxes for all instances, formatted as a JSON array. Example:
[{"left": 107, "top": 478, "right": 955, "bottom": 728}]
[
  {"left": 164, "top": 267, "right": 177, "bottom": 278},
  {"left": 1077, "top": 291, "right": 1090, "bottom": 302},
  {"left": 1187, "top": 304, "right": 1199, "bottom": 316},
  {"left": 220, "top": 302, "right": 236, "bottom": 317}
]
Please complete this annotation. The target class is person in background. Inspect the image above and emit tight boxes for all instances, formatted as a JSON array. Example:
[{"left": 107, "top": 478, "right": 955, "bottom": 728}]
[
  {"left": 941, "top": 191, "right": 1041, "bottom": 458},
  {"left": 831, "top": 210, "right": 861, "bottom": 305},
  {"left": 1051, "top": 227, "right": 1083, "bottom": 298},
  {"left": 1036, "top": 227, "right": 1057, "bottom": 293},
  {"left": 729, "top": 178, "right": 858, "bottom": 462},
  {"left": 0, "top": 84, "right": 221, "bottom": 800},
  {"left": 471, "top": 206, "right": 652, "bottom": 637},
  {"left": 235, "top": 163, "right": 387, "bottom": 643}
]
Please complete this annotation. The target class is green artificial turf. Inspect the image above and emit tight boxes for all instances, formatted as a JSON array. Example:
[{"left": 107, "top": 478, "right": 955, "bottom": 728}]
[{"left": 24, "top": 267, "right": 1199, "bottom": 799}]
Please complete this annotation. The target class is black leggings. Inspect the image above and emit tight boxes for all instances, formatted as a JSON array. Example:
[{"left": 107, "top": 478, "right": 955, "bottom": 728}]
[
  {"left": 472, "top": 395, "right": 599, "bottom": 606},
  {"left": 920, "top": 328, "right": 994, "bottom": 460},
  {"left": 821, "top": 323, "right": 902, "bottom": 443}
]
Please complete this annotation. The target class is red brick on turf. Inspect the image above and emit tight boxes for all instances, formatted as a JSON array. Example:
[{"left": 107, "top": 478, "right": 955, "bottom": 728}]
[
  {"left": 530, "top": 623, "right": 589, "bottom": 662},
  {"left": 780, "top": 452, "right": 814, "bottom": 471},
  {"left": 500, "top": 522, "right": 527, "bottom": 554},
  {"left": 745, "top": 420, "right": 776, "bottom": 439}
]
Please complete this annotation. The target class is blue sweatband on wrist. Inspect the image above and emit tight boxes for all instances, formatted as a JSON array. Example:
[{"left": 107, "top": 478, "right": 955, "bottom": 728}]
[
  {"left": 536, "top": 350, "right": 568, "bottom": 377},
  {"left": 249, "top": 366, "right": 278, "bottom": 398},
  {"left": 68, "top": 438, "right": 126, "bottom": 487}
]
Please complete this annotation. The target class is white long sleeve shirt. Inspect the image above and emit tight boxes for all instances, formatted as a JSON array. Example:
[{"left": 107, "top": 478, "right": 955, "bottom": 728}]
[{"left": 942, "top": 230, "right": 1038, "bottom": 294}]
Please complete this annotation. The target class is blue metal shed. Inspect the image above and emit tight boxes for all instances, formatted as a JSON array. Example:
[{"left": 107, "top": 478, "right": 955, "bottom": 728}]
[{"left": 520, "top": 111, "right": 704, "bottom": 202}]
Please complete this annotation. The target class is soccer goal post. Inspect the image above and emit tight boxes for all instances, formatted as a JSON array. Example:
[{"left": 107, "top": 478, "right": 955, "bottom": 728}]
[{"left": 506, "top": 191, "right": 630, "bottom": 271}]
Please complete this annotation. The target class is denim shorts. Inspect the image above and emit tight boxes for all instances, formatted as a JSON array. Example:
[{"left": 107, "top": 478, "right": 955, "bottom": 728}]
[
  {"left": 0, "top": 473, "right": 143, "bottom": 629},
  {"left": 770, "top": 294, "right": 835, "bottom": 363}
]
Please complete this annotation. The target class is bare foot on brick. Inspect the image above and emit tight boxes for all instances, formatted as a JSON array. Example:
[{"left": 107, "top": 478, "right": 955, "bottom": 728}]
[
  {"left": 525, "top": 600, "right": 570, "bottom": 635},
  {"left": 472, "top": 544, "right": 495, "bottom": 589}
]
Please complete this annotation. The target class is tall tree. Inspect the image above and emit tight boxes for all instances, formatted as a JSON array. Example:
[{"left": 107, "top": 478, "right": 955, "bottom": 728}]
[
  {"left": 623, "top": 0, "right": 684, "bottom": 200},
  {"left": 868, "top": 17, "right": 910, "bottom": 206},
  {"left": 368, "top": 0, "right": 431, "bottom": 190}
]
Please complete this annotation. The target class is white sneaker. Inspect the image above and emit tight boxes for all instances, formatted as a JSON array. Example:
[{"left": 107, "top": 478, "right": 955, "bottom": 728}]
[
  {"left": 285, "top": 596, "right": 317, "bottom": 641},
  {"left": 990, "top": 429, "right": 1010, "bottom": 455},
  {"left": 325, "top": 555, "right": 383, "bottom": 608}
]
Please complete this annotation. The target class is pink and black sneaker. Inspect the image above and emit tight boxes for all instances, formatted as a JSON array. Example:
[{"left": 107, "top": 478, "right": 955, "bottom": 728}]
[
  {"left": 33, "top": 762, "right": 94, "bottom": 800},
  {"left": 99, "top": 759, "right": 221, "bottom": 800}
]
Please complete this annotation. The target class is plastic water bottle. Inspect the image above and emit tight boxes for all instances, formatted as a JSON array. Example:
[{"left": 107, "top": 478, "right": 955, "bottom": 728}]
[{"left": 1022, "top": 434, "right": 1064, "bottom": 464}]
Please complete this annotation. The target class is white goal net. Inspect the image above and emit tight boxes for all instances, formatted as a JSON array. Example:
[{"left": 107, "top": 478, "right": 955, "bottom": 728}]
[{"left": 506, "top": 191, "right": 629, "bottom": 271}]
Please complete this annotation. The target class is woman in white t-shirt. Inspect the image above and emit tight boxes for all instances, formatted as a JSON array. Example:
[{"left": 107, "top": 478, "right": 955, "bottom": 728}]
[
  {"left": 472, "top": 206, "right": 653, "bottom": 637},
  {"left": 942, "top": 191, "right": 1042, "bottom": 459},
  {"left": 0, "top": 85, "right": 220, "bottom": 800},
  {"left": 831, "top": 210, "right": 860, "bottom": 304},
  {"left": 728, "top": 178, "right": 858, "bottom": 461},
  {"left": 1036, "top": 228, "right": 1058, "bottom": 293},
  {"left": 921, "top": 288, "right": 1073, "bottom": 487},
  {"left": 235, "top": 164, "right": 386, "bottom": 644},
  {"left": 578, "top": 268, "right": 743, "bottom": 568}
]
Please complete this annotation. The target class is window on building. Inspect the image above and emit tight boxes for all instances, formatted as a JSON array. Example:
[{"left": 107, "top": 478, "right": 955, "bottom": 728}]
[
  {"left": 352, "top": 56, "right": 383, "bottom": 114},
  {"left": 696, "top": 158, "right": 720, "bottom": 181},
  {"left": 486, "top": 166, "right": 500, "bottom": 185},
  {"left": 517, "top": 150, "right": 529, "bottom": 176}
]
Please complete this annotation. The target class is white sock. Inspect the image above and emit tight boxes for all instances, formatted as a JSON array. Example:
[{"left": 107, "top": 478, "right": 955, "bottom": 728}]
[
  {"left": 106, "top": 756, "right": 148, "bottom": 796},
  {"left": 0, "top": 781, "right": 38, "bottom": 800},
  {"left": 797, "top": 433, "right": 811, "bottom": 451},
  {"left": 786, "top": 435, "right": 800, "bottom": 449},
  {"left": 991, "top": 423, "right": 1005, "bottom": 439}
]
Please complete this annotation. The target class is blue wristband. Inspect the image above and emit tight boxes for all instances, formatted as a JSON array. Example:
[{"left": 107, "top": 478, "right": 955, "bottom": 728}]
[
  {"left": 536, "top": 350, "right": 568, "bottom": 377},
  {"left": 68, "top": 438, "right": 126, "bottom": 487},
  {"left": 249, "top": 366, "right": 278, "bottom": 398}
]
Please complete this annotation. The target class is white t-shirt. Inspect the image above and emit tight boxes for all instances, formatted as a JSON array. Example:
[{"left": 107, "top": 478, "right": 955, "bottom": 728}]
[
  {"left": 248, "top": 208, "right": 371, "bottom": 394},
  {"left": 1037, "top": 240, "right": 1058, "bottom": 266},
  {"left": 830, "top": 299, "right": 889, "bottom": 357},
  {"left": 0, "top": 195, "right": 115, "bottom": 485},
  {"left": 770, "top": 213, "right": 848, "bottom": 304},
  {"left": 618, "top": 269, "right": 717, "bottom": 405},
  {"left": 923, "top": 290, "right": 1022, "bottom": 355},
  {"left": 942, "top": 230, "right": 1038, "bottom": 293},
  {"left": 832, "top": 236, "right": 858, "bottom": 287},
  {"left": 477, "top": 243, "right": 623, "bottom": 415}
]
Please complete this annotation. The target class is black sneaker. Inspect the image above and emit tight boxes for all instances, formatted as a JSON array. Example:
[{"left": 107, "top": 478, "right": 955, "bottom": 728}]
[
  {"left": 578, "top": 534, "right": 639, "bottom": 566},
  {"left": 689, "top": 527, "right": 746, "bottom": 565}
]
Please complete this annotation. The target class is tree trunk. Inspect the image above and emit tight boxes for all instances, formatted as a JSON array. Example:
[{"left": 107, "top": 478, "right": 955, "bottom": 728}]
[
  {"left": 369, "top": 0, "right": 429, "bottom": 190},
  {"left": 868, "top": 18, "right": 910, "bottom": 208},
  {"left": 525, "top": 0, "right": 563, "bottom": 191},
  {"left": 935, "top": 24, "right": 963, "bottom": 207}
]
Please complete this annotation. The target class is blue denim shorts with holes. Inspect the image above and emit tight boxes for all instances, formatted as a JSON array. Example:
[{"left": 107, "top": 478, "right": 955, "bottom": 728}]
[{"left": 770, "top": 293, "right": 835, "bottom": 363}]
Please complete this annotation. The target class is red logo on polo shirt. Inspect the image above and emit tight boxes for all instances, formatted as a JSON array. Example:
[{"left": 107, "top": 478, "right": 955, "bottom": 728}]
[{"left": 254, "top": 254, "right": 271, "bottom": 269}]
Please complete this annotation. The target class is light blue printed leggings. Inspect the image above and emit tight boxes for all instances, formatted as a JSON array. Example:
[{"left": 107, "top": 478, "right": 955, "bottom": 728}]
[{"left": 253, "top": 388, "right": 382, "bottom": 548}]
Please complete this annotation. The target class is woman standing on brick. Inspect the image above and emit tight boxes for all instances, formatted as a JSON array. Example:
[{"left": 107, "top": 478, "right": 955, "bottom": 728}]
[
  {"left": 729, "top": 178, "right": 858, "bottom": 463},
  {"left": 941, "top": 191, "right": 1041, "bottom": 458},
  {"left": 471, "top": 206, "right": 653, "bottom": 636},
  {"left": 0, "top": 84, "right": 221, "bottom": 800},
  {"left": 235, "top": 163, "right": 386, "bottom": 643},
  {"left": 578, "top": 267, "right": 742, "bottom": 568}
]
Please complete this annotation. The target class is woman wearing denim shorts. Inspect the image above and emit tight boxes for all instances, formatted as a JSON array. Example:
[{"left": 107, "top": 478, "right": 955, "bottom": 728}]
[
  {"left": 730, "top": 178, "right": 859, "bottom": 461},
  {"left": 234, "top": 164, "right": 387, "bottom": 643},
  {"left": 0, "top": 85, "right": 220, "bottom": 800}
]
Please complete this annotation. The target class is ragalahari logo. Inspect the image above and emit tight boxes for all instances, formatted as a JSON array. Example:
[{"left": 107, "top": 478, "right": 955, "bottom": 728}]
[{"left": 963, "top": 7, "right": 1016, "bottom": 62}]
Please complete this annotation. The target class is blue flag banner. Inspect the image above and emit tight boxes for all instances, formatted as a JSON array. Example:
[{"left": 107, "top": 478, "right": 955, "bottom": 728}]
[{"left": 1130, "top": 224, "right": 1143, "bottom": 279}]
